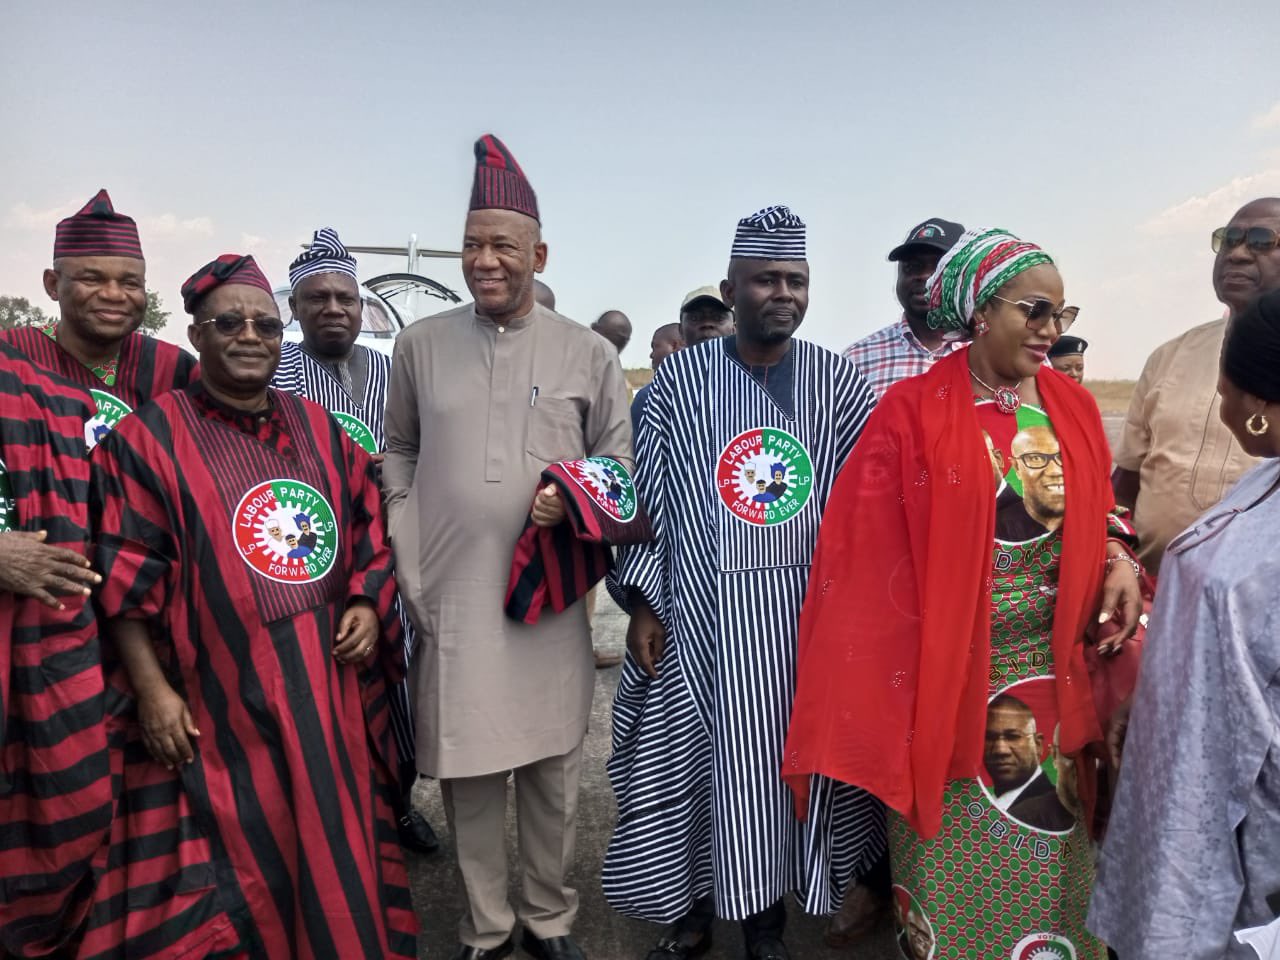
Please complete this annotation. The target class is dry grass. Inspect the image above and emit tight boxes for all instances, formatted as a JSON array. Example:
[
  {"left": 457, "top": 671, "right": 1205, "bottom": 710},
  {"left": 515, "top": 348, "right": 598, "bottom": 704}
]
[
  {"left": 630, "top": 368, "right": 1136, "bottom": 415},
  {"left": 1086, "top": 380, "right": 1137, "bottom": 415}
]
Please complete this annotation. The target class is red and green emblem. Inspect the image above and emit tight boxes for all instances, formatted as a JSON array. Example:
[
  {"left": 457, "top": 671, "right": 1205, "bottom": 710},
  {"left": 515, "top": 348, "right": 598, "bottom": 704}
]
[
  {"left": 1012, "top": 933, "right": 1077, "bottom": 960},
  {"left": 716, "top": 427, "right": 813, "bottom": 526},
  {"left": 86, "top": 389, "right": 133, "bottom": 450},
  {"left": 233, "top": 479, "right": 339, "bottom": 584},
  {"left": 332, "top": 411, "right": 378, "bottom": 454},
  {"left": 560, "top": 457, "right": 638, "bottom": 522}
]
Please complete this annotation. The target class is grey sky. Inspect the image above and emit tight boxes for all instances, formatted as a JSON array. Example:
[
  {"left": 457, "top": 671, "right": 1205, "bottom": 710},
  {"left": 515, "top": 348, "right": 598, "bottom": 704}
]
[{"left": 3, "top": 0, "right": 1279, "bottom": 376}]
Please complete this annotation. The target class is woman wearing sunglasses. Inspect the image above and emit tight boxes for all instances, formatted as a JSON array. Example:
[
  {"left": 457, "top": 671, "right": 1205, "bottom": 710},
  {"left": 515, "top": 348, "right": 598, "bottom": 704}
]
[
  {"left": 782, "top": 229, "right": 1143, "bottom": 959},
  {"left": 1089, "top": 287, "right": 1280, "bottom": 960}
]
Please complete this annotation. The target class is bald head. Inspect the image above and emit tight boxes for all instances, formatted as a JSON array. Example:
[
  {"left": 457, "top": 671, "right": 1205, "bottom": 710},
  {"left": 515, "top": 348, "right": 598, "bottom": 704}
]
[
  {"left": 649, "top": 321, "right": 685, "bottom": 370},
  {"left": 534, "top": 280, "right": 556, "bottom": 311},
  {"left": 592, "top": 310, "right": 632, "bottom": 353},
  {"left": 1214, "top": 197, "right": 1280, "bottom": 314}
]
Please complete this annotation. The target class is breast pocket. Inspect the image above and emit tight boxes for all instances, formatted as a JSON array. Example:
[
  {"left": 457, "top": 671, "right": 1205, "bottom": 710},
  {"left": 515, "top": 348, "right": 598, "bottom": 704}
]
[{"left": 526, "top": 397, "right": 586, "bottom": 464}]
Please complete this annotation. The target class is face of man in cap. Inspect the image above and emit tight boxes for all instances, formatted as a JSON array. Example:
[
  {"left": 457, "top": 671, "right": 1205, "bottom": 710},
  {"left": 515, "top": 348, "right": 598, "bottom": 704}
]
[
  {"left": 896, "top": 250, "right": 943, "bottom": 324},
  {"left": 721, "top": 259, "right": 809, "bottom": 346},
  {"left": 290, "top": 272, "right": 362, "bottom": 358},
  {"left": 188, "top": 285, "right": 282, "bottom": 399},
  {"left": 1213, "top": 198, "right": 1280, "bottom": 315},
  {"left": 43, "top": 256, "right": 148, "bottom": 346},
  {"left": 679, "top": 300, "right": 735, "bottom": 346},
  {"left": 462, "top": 208, "right": 547, "bottom": 324}
]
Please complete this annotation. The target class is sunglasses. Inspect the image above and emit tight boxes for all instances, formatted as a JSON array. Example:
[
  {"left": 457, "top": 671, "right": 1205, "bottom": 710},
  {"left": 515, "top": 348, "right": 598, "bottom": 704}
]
[
  {"left": 988, "top": 296, "right": 1079, "bottom": 334},
  {"left": 199, "top": 313, "right": 284, "bottom": 339},
  {"left": 1211, "top": 226, "right": 1280, "bottom": 254}
]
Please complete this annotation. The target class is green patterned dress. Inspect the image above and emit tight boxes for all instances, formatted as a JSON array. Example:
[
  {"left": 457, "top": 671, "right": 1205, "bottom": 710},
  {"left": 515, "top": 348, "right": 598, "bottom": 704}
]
[{"left": 887, "top": 401, "right": 1107, "bottom": 960}]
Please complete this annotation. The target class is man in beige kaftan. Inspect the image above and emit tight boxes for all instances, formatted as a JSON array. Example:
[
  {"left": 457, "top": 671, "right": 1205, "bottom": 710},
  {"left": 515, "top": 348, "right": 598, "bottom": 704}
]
[{"left": 383, "top": 135, "right": 631, "bottom": 960}]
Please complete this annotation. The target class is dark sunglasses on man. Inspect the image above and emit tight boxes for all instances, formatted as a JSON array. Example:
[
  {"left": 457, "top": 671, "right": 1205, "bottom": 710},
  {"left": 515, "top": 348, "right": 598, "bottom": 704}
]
[
  {"left": 1211, "top": 225, "right": 1280, "bottom": 254},
  {"left": 198, "top": 312, "right": 285, "bottom": 339}
]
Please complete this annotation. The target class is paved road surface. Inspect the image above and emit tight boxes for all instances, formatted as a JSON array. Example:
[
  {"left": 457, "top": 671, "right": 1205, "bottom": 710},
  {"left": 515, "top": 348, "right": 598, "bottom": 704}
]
[{"left": 407, "top": 416, "right": 1127, "bottom": 959}]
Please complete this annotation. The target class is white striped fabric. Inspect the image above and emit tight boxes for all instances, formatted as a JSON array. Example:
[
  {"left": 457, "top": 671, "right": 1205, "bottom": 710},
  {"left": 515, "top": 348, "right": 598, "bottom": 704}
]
[
  {"left": 603, "top": 336, "right": 884, "bottom": 923},
  {"left": 290, "top": 227, "right": 358, "bottom": 288},
  {"left": 730, "top": 205, "right": 807, "bottom": 261}
]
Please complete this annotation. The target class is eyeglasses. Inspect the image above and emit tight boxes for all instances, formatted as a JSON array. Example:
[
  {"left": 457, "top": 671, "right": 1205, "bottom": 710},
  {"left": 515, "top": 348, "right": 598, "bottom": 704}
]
[
  {"left": 199, "top": 313, "right": 284, "bottom": 339},
  {"left": 988, "top": 296, "right": 1079, "bottom": 334},
  {"left": 1014, "top": 451, "right": 1063, "bottom": 470},
  {"left": 1211, "top": 226, "right": 1280, "bottom": 254}
]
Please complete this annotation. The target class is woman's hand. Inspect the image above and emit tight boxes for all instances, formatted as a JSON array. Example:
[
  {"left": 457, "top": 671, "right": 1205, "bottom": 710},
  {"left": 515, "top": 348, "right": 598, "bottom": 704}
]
[{"left": 1096, "top": 550, "right": 1142, "bottom": 654}]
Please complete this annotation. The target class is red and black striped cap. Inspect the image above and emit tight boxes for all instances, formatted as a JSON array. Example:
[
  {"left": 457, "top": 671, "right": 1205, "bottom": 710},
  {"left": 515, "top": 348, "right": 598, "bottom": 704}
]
[
  {"left": 180, "top": 254, "right": 274, "bottom": 315},
  {"left": 53, "top": 189, "right": 144, "bottom": 260},
  {"left": 469, "top": 134, "right": 540, "bottom": 224}
]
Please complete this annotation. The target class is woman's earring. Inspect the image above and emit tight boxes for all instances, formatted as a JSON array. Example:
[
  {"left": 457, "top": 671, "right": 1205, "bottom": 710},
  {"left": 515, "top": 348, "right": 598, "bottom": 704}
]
[
  {"left": 973, "top": 319, "right": 990, "bottom": 336},
  {"left": 1246, "top": 412, "right": 1270, "bottom": 436}
]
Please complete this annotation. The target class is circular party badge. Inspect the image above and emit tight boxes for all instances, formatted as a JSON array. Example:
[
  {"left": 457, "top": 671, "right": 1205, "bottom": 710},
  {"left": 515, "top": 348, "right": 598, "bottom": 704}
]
[
  {"left": 716, "top": 427, "right": 814, "bottom": 526},
  {"left": 559, "top": 457, "right": 638, "bottom": 522},
  {"left": 85, "top": 389, "right": 133, "bottom": 450},
  {"left": 233, "top": 479, "right": 339, "bottom": 584},
  {"left": 1011, "top": 932, "right": 1077, "bottom": 960},
  {"left": 332, "top": 411, "right": 378, "bottom": 454}
]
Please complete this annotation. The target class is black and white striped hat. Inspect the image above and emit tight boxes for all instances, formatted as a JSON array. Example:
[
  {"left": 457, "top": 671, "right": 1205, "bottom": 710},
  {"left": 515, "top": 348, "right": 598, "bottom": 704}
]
[
  {"left": 730, "top": 205, "right": 806, "bottom": 261},
  {"left": 289, "top": 227, "right": 358, "bottom": 289}
]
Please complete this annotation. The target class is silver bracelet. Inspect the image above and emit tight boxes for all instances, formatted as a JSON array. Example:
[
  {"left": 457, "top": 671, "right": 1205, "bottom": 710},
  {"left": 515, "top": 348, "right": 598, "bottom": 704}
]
[{"left": 1105, "top": 553, "right": 1141, "bottom": 578}]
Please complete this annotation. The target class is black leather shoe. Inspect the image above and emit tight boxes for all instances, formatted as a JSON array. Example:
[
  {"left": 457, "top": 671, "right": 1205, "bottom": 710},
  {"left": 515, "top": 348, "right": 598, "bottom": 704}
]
[
  {"left": 449, "top": 939, "right": 514, "bottom": 960},
  {"left": 646, "top": 927, "right": 712, "bottom": 958},
  {"left": 520, "top": 930, "right": 586, "bottom": 960},
  {"left": 745, "top": 937, "right": 790, "bottom": 960},
  {"left": 397, "top": 807, "right": 440, "bottom": 854}
]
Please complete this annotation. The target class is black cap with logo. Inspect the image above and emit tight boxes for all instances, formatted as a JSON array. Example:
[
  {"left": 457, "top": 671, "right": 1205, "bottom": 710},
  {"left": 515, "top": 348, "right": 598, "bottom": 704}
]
[{"left": 887, "top": 218, "right": 965, "bottom": 262}]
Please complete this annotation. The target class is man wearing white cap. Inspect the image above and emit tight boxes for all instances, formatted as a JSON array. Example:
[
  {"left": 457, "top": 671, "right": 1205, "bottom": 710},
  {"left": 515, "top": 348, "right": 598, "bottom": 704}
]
[{"left": 603, "top": 206, "right": 883, "bottom": 960}]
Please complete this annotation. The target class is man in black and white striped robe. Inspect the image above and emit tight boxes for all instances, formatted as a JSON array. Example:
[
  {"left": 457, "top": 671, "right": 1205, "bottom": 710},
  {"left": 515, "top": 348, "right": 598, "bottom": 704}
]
[
  {"left": 604, "top": 206, "right": 885, "bottom": 960},
  {"left": 272, "top": 227, "right": 438, "bottom": 854}
]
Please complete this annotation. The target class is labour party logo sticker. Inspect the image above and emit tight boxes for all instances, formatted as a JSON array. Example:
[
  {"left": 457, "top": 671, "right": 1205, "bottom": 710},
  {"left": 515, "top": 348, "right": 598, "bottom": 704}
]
[
  {"left": 560, "top": 457, "right": 638, "bottom": 522},
  {"left": 716, "top": 428, "right": 813, "bottom": 526},
  {"left": 332, "top": 411, "right": 378, "bottom": 454},
  {"left": 234, "top": 479, "right": 339, "bottom": 584},
  {"left": 1011, "top": 932, "right": 1077, "bottom": 960},
  {"left": 86, "top": 389, "right": 132, "bottom": 450}
]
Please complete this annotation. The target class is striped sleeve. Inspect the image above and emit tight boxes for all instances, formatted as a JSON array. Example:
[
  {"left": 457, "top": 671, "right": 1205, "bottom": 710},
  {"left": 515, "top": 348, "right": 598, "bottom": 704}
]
[{"left": 614, "top": 359, "right": 675, "bottom": 623}]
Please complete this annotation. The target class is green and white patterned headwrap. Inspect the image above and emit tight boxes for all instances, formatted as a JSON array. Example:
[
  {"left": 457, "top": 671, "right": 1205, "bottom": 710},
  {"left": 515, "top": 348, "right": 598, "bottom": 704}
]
[{"left": 926, "top": 227, "right": 1055, "bottom": 338}]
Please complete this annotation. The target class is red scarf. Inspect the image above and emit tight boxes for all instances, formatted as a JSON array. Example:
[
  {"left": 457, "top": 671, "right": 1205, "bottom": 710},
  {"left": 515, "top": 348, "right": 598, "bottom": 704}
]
[{"left": 782, "top": 349, "right": 1114, "bottom": 839}]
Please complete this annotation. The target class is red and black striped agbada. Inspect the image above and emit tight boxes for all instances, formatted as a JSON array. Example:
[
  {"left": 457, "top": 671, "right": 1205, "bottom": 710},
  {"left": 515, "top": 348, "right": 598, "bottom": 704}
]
[
  {"left": 0, "top": 324, "right": 198, "bottom": 414},
  {"left": 81, "top": 382, "right": 416, "bottom": 959},
  {"left": 505, "top": 459, "right": 653, "bottom": 625},
  {"left": 0, "top": 342, "right": 112, "bottom": 958}
]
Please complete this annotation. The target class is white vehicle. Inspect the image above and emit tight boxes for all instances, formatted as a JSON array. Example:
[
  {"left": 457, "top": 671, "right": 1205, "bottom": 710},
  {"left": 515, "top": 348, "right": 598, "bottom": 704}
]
[{"left": 277, "top": 234, "right": 464, "bottom": 358}]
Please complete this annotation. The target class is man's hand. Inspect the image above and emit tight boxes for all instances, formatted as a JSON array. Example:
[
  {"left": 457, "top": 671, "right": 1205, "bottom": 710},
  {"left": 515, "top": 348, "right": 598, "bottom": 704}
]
[
  {"left": 1106, "top": 699, "right": 1132, "bottom": 769},
  {"left": 531, "top": 485, "right": 567, "bottom": 528},
  {"left": 0, "top": 530, "right": 100, "bottom": 609},
  {"left": 137, "top": 682, "right": 200, "bottom": 770},
  {"left": 334, "top": 600, "right": 379, "bottom": 664},
  {"left": 626, "top": 600, "right": 667, "bottom": 679}
]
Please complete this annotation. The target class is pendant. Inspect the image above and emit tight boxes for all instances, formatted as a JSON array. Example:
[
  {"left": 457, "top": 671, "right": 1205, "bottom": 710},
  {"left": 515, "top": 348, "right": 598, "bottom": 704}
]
[{"left": 993, "top": 385, "right": 1022, "bottom": 415}]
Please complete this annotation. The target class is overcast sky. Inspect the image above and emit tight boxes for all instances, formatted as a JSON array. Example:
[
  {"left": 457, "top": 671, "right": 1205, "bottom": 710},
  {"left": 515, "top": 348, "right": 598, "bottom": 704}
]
[{"left": 3, "top": 0, "right": 1279, "bottom": 377}]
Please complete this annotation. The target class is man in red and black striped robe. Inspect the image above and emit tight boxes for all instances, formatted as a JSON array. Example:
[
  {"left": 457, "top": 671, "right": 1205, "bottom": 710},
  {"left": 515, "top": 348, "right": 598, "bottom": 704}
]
[
  {"left": 0, "top": 189, "right": 197, "bottom": 448},
  {"left": 0, "top": 341, "right": 112, "bottom": 957},
  {"left": 79, "top": 254, "right": 417, "bottom": 959}
]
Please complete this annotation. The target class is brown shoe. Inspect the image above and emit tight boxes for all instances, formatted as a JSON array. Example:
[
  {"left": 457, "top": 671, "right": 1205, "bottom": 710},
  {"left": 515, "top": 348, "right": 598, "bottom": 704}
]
[
  {"left": 823, "top": 884, "right": 888, "bottom": 948},
  {"left": 594, "top": 648, "right": 624, "bottom": 669}
]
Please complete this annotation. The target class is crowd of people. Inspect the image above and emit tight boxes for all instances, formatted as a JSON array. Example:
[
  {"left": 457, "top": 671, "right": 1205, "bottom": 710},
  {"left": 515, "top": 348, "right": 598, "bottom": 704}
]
[{"left": 0, "top": 132, "right": 1276, "bottom": 960}]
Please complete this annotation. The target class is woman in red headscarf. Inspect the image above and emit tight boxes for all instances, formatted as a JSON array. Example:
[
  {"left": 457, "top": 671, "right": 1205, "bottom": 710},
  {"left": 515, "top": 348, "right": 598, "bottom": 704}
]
[{"left": 784, "top": 229, "right": 1144, "bottom": 959}]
